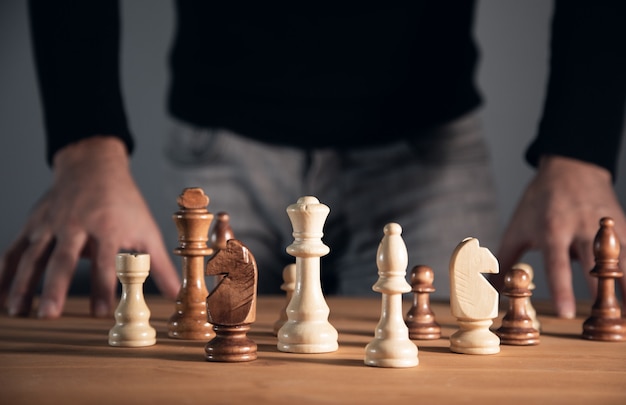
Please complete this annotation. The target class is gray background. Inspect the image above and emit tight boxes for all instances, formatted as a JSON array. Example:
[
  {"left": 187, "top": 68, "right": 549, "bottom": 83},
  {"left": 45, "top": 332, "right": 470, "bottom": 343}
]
[{"left": 1, "top": 1, "right": 625, "bottom": 300}]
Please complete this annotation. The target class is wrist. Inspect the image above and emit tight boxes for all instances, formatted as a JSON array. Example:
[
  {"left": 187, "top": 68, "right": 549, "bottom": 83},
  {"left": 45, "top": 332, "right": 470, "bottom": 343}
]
[
  {"left": 537, "top": 155, "right": 612, "bottom": 183},
  {"left": 53, "top": 136, "right": 130, "bottom": 173}
]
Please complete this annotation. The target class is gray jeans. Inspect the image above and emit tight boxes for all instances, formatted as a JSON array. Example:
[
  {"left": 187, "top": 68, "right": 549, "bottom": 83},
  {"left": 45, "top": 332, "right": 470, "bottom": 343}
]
[{"left": 162, "top": 111, "right": 500, "bottom": 298}]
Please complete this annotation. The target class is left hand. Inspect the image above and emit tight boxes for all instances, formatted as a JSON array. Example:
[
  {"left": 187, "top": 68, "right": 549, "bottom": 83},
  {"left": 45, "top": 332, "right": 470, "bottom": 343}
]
[{"left": 495, "top": 155, "right": 626, "bottom": 318}]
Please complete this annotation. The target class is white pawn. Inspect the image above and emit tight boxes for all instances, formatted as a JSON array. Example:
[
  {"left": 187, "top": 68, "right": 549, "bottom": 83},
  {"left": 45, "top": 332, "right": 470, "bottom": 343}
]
[
  {"left": 364, "top": 223, "right": 419, "bottom": 368},
  {"left": 108, "top": 253, "right": 156, "bottom": 347},
  {"left": 512, "top": 262, "right": 541, "bottom": 332},
  {"left": 273, "top": 263, "right": 297, "bottom": 336},
  {"left": 277, "top": 196, "right": 338, "bottom": 353},
  {"left": 449, "top": 237, "right": 500, "bottom": 355}
]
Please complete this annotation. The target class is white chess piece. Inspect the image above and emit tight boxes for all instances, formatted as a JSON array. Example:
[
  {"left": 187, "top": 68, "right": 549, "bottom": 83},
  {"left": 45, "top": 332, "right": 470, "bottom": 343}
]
[
  {"left": 273, "top": 263, "right": 297, "bottom": 336},
  {"left": 449, "top": 237, "right": 500, "bottom": 355},
  {"left": 364, "top": 223, "right": 419, "bottom": 368},
  {"left": 277, "top": 196, "right": 338, "bottom": 353},
  {"left": 108, "top": 253, "right": 157, "bottom": 347}
]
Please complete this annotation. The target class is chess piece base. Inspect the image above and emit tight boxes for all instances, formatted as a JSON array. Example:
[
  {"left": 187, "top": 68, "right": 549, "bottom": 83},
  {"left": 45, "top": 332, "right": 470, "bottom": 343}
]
[
  {"left": 168, "top": 311, "right": 214, "bottom": 340},
  {"left": 277, "top": 340, "right": 339, "bottom": 354},
  {"left": 582, "top": 317, "right": 626, "bottom": 342},
  {"left": 497, "top": 327, "right": 540, "bottom": 346},
  {"left": 407, "top": 322, "right": 441, "bottom": 340},
  {"left": 205, "top": 324, "right": 257, "bottom": 362},
  {"left": 277, "top": 321, "right": 339, "bottom": 353},
  {"left": 108, "top": 326, "right": 156, "bottom": 347},
  {"left": 450, "top": 319, "right": 500, "bottom": 355},
  {"left": 364, "top": 338, "right": 419, "bottom": 368}
]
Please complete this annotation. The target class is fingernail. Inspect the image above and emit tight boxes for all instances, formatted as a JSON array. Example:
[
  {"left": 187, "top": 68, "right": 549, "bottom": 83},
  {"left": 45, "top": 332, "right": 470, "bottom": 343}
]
[
  {"left": 93, "top": 300, "right": 110, "bottom": 318},
  {"left": 557, "top": 303, "right": 576, "bottom": 319},
  {"left": 38, "top": 299, "right": 59, "bottom": 319}
]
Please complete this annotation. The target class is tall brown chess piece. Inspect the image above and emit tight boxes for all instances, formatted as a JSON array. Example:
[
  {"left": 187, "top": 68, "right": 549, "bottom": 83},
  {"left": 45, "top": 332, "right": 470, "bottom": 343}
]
[
  {"left": 168, "top": 188, "right": 214, "bottom": 340},
  {"left": 582, "top": 217, "right": 626, "bottom": 341},
  {"left": 405, "top": 265, "right": 441, "bottom": 340}
]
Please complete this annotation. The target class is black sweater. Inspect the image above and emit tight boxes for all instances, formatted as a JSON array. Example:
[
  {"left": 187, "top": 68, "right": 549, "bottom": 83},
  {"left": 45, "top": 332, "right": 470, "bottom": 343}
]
[{"left": 28, "top": 1, "right": 626, "bottom": 177}]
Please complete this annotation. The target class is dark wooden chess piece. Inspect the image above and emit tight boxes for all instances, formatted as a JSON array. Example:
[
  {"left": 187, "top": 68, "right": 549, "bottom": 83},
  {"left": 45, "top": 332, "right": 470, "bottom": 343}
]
[
  {"left": 209, "top": 211, "right": 235, "bottom": 251},
  {"left": 205, "top": 239, "right": 258, "bottom": 362},
  {"left": 168, "top": 187, "right": 214, "bottom": 340},
  {"left": 496, "top": 267, "right": 540, "bottom": 345},
  {"left": 513, "top": 262, "right": 541, "bottom": 332},
  {"left": 582, "top": 217, "right": 626, "bottom": 341},
  {"left": 405, "top": 265, "right": 441, "bottom": 340},
  {"left": 207, "top": 211, "right": 235, "bottom": 292}
]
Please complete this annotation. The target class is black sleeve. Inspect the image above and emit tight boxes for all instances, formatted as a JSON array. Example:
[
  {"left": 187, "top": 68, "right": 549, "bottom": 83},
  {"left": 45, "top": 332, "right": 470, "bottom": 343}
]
[
  {"left": 525, "top": 0, "right": 626, "bottom": 179},
  {"left": 28, "top": 0, "right": 134, "bottom": 165}
]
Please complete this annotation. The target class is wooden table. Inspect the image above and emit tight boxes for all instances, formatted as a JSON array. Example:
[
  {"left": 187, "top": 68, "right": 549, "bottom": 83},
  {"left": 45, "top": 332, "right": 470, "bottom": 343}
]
[{"left": 1, "top": 296, "right": 624, "bottom": 404}]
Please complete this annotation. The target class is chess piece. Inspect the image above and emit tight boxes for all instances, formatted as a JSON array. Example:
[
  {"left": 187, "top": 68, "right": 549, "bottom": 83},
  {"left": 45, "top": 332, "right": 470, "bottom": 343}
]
[
  {"left": 273, "top": 263, "right": 297, "bottom": 336},
  {"left": 207, "top": 211, "right": 235, "bottom": 291},
  {"left": 168, "top": 187, "right": 214, "bottom": 340},
  {"left": 205, "top": 239, "right": 258, "bottom": 362},
  {"left": 108, "top": 253, "right": 156, "bottom": 347},
  {"left": 277, "top": 196, "right": 338, "bottom": 353},
  {"left": 496, "top": 267, "right": 540, "bottom": 345},
  {"left": 405, "top": 265, "right": 441, "bottom": 340},
  {"left": 582, "top": 217, "right": 626, "bottom": 341},
  {"left": 449, "top": 237, "right": 500, "bottom": 355},
  {"left": 365, "top": 223, "right": 419, "bottom": 368},
  {"left": 209, "top": 211, "right": 235, "bottom": 251},
  {"left": 512, "top": 262, "right": 540, "bottom": 332}
]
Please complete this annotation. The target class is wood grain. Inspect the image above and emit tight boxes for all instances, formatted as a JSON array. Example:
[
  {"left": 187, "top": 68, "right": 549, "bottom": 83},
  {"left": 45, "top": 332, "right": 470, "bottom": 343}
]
[{"left": 0, "top": 296, "right": 624, "bottom": 404}]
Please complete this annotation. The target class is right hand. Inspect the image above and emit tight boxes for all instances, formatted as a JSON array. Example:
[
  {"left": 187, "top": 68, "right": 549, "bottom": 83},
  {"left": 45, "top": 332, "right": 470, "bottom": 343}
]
[
  {"left": 495, "top": 155, "right": 626, "bottom": 318},
  {"left": 0, "top": 136, "right": 180, "bottom": 319}
]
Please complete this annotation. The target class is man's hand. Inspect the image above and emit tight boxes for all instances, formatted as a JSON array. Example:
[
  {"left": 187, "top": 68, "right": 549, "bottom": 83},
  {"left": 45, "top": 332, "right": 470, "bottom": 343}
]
[
  {"left": 496, "top": 155, "right": 626, "bottom": 318},
  {"left": 0, "top": 136, "right": 180, "bottom": 319}
]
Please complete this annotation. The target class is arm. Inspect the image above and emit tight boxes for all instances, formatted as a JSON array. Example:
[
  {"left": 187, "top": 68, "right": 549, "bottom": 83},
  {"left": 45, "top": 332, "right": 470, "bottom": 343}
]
[
  {"left": 497, "top": 0, "right": 626, "bottom": 318},
  {"left": 0, "top": 1, "right": 180, "bottom": 319},
  {"left": 28, "top": 0, "right": 134, "bottom": 163}
]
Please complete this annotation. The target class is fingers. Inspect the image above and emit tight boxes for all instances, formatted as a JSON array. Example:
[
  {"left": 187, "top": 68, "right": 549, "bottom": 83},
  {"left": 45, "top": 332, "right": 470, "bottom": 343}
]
[
  {"left": 571, "top": 238, "right": 597, "bottom": 299},
  {"left": 0, "top": 237, "right": 29, "bottom": 309},
  {"left": 89, "top": 240, "right": 118, "bottom": 318},
  {"left": 7, "top": 231, "right": 55, "bottom": 316},
  {"left": 542, "top": 241, "right": 576, "bottom": 319},
  {"left": 37, "top": 232, "right": 87, "bottom": 319},
  {"left": 144, "top": 235, "right": 180, "bottom": 300},
  {"left": 494, "top": 226, "right": 529, "bottom": 292}
]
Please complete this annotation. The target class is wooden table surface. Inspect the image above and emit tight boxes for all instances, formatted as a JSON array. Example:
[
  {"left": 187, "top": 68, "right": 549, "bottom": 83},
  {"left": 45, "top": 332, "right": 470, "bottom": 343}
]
[{"left": 1, "top": 296, "right": 624, "bottom": 405}]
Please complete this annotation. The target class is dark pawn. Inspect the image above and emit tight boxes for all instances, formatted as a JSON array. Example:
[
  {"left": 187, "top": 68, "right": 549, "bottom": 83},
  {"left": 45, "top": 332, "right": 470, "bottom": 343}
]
[
  {"left": 496, "top": 267, "right": 540, "bottom": 345},
  {"left": 405, "top": 265, "right": 441, "bottom": 340},
  {"left": 210, "top": 212, "right": 235, "bottom": 251},
  {"left": 582, "top": 217, "right": 626, "bottom": 341}
]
